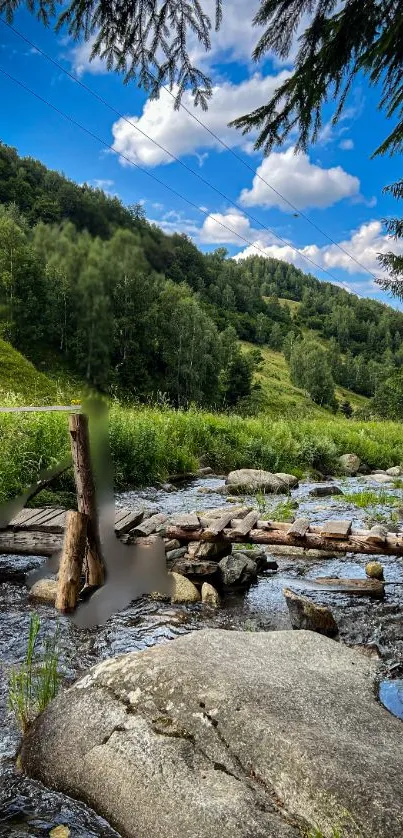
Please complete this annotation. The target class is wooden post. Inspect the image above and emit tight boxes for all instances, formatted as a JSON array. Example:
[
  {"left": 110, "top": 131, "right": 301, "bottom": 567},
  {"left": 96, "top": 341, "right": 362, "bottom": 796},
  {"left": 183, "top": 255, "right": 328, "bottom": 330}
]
[
  {"left": 68, "top": 413, "right": 104, "bottom": 586},
  {"left": 55, "top": 510, "right": 88, "bottom": 612}
]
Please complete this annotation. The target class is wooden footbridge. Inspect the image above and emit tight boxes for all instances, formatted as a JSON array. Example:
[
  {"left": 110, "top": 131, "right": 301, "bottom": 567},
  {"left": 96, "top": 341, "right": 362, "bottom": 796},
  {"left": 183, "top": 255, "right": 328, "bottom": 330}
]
[
  {"left": 1, "top": 409, "right": 401, "bottom": 612},
  {"left": 1, "top": 502, "right": 402, "bottom": 558}
]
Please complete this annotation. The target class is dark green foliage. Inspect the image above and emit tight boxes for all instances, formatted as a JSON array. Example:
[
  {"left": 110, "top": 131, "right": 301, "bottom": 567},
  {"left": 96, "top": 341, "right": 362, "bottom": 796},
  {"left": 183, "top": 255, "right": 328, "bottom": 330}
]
[
  {"left": 0, "top": 143, "right": 143, "bottom": 237},
  {"left": 372, "top": 371, "right": 403, "bottom": 420},
  {"left": 1, "top": 144, "right": 403, "bottom": 411},
  {"left": 377, "top": 179, "right": 403, "bottom": 301},
  {"left": 1, "top": 0, "right": 222, "bottom": 109},
  {"left": 340, "top": 400, "right": 353, "bottom": 419},
  {"left": 289, "top": 338, "right": 336, "bottom": 408},
  {"left": 231, "top": 0, "right": 403, "bottom": 159}
]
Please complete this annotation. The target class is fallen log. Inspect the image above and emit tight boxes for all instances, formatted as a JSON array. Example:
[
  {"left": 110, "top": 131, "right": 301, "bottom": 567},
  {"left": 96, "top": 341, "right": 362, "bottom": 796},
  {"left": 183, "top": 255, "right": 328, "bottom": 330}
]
[
  {"left": 311, "top": 577, "right": 385, "bottom": 598},
  {"left": 0, "top": 530, "right": 63, "bottom": 556},
  {"left": 163, "top": 525, "right": 403, "bottom": 556}
]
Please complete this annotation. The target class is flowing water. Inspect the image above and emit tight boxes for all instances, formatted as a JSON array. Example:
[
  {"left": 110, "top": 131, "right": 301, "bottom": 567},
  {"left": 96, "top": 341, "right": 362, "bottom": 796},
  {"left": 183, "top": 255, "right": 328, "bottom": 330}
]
[{"left": 1, "top": 474, "right": 402, "bottom": 836}]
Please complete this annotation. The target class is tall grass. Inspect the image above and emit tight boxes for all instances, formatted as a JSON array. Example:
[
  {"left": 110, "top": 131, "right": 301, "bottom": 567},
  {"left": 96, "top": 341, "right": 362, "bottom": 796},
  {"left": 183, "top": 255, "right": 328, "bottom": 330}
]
[
  {"left": 8, "top": 612, "right": 62, "bottom": 733},
  {"left": 1, "top": 403, "right": 403, "bottom": 502}
]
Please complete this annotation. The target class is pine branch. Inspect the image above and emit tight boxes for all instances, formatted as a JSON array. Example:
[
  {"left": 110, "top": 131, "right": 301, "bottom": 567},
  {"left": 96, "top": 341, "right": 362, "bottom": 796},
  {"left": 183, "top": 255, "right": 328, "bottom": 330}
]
[{"left": 0, "top": 0, "right": 221, "bottom": 107}]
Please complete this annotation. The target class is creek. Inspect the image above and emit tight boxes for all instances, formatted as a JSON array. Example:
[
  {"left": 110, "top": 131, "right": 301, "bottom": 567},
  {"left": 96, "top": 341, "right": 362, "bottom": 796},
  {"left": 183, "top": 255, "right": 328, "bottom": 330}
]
[{"left": 1, "top": 473, "right": 402, "bottom": 836}]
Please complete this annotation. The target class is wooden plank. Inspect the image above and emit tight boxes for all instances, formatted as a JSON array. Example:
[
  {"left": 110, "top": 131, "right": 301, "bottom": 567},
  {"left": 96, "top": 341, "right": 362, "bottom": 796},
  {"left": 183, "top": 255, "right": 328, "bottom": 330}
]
[
  {"left": 39, "top": 510, "right": 68, "bottom": 533},
  {"left": 24, "top": 507, "right": 66, "bottom": 531},
  {"left": 114, "top": 509, "right": 144, "bottom": 535},
  {"left": 287, "top": 517, "right": 310, "bottom": 538},
  {"left": 227, "top": 510, "right": 259, "bottom": 539},
  {"left": 114, "top": 507, "right": 132, "bottom": 525},
  {"left": 168, "top": 512, "right": 200, "bottom": 531},
  {"left": 205, "top": 507, "right": 250, "bottom": 537},
  {"left": 131, "top": 513, "right": 167, "bottom": 537},
  {"left": 312, "top": 577, "right": 384, "bottom": 598},
  {"left": 9, "top": 508, "right": 45, "bottom": 528},
  {"left": 320, "top": 520, "right": 352, "bottom": 539}
]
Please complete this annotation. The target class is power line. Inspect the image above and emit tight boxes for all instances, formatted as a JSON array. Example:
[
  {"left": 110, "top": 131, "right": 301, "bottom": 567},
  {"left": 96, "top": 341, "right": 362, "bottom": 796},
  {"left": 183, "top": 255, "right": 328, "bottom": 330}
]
[
  {"left": 1, "top": 17, "right": 360, "bottom": 293},
  {"left": 1, "top": 18, "right": 370, "bottom": 289},
  {"left": 0, "top": 64, "right": 359, "bottom": 290}
]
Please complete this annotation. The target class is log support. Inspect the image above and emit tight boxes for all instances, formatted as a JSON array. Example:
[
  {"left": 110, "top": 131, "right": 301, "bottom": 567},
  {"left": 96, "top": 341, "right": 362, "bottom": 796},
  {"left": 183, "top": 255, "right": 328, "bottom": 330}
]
[
  {"left": 55, "top": 510, "right": 88, "bottom": 613},
  {"left": 69, "top": 413, "right": 104, "bottom": 586},
  {"left": 163, "top": 525, "right": 403, "bottom": 557}
]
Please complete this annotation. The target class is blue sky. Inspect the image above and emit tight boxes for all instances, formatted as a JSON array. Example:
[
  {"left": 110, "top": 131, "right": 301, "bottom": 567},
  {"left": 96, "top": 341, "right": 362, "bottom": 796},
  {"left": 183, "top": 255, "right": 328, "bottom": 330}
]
[{"left": 0, "top": 3, "right": 402, "bottom": 307}]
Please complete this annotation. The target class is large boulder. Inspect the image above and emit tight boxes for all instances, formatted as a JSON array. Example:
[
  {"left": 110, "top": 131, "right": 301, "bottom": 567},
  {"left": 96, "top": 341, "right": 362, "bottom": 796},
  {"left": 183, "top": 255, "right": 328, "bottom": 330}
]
[
  {"left": 21, "top": 630, "right": 403, "bottom": 838},
  {"left": 225, "top": 469, "right": 298, "bottom": 494},
  {"left": 338, "top": 453, "right": 361, "bottom": 475}
]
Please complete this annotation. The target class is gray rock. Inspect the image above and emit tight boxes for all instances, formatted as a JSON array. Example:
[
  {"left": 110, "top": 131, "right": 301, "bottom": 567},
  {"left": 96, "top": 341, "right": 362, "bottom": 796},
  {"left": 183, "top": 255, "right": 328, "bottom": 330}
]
[
  {"left": 357, "top": 463, "right": 371, "bottom": 475},
  {"left": 173, "top": 559, "right": 219, "bottom": 578},
  {"left": 283, "top": 588, "right": 338, "bottom": 637},
  {"left": 218, "top": 553, "right": 258, "bottom": 588},
  {"left": 225, "top": 469, "right": 298, "bottom": 494},
  {"left": 192, "top": 541, "right": 230, "bottom": 561},
  {"left": 29, "top": 578, "right": 58, "bottom": 604},
  {"left": 309, "top": 485, "right": 343, "bottom": 497},
  {"left": 386, "top": 466, "right": 402, "bottom": 477},
  {"left": 21, "top": 630, "right": 403, "bottom": 838},
  {"left": 164, "top": 539, "right": 181, "bottom": 552},
  {"left": 233, "top": 548, "right": 276, "bottom": 571},
  {"left": 166, "top": 547, "right": 187, "bottom": 562},
  {"left": 338, "top": 453, "right": 361, "bottom": 475},
  {"left": 372, "top": 473, "right": 394, "bottom": 484},
  {"left": 201, "top": 582, "right": 220, "bottom": 606}
]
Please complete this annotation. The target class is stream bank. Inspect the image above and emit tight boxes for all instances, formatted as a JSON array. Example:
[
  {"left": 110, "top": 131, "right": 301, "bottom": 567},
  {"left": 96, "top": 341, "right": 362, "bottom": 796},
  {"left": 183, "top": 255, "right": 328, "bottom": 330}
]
[{"left": 1, "top": 472, "right": 402, "bottom": 836}]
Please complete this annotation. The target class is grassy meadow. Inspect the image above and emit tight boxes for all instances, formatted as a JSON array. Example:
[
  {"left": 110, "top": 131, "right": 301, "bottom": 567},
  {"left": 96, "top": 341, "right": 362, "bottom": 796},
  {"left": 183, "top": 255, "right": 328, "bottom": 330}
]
[{"left": 1, "top": 401, "right": 403, "bottom": 504}]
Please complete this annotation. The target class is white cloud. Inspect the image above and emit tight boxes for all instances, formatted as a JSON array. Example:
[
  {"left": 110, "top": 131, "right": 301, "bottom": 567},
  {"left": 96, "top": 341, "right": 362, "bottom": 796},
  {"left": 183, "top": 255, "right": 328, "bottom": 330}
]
[
  {"left": 234, "top": 221, "right": 403, "bottom": 279},
  {"left": 199, "top": 210, "right": 264, "bottom": 245},
  {"left": 111, "top": 72, "right": 290, "bottom": 167},
  {"left": 339, "top": 138, "right": 354, "bottom": 150},
  {"left": 239, "top": 147, "right": 360, "bottom": 211},
  {"left": 90, "top": 178, "right": 115, "bottom": 189},
  {"left": 70, "top": 39, "right": 109, "bottom": 76}
]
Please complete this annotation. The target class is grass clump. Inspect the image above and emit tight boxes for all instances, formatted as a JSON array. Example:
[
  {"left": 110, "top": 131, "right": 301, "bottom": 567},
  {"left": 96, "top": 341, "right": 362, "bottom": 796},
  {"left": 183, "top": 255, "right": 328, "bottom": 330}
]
[
  {"left": 8, "top": 612, "right": 62, "bottom": 733},
  {"left": 342, "top": 489, "right": 399, "bottom": 509}
]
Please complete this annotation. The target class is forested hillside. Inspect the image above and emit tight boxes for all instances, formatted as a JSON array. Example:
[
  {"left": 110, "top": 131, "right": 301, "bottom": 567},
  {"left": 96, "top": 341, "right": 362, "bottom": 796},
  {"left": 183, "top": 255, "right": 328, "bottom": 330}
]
[{"left": 0, "top": 142, "right": 402, "bottom": 415}]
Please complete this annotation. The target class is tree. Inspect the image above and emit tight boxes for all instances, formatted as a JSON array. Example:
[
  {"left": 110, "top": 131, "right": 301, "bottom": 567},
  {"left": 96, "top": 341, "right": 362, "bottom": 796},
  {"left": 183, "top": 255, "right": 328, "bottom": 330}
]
[
  {"left": 231, "top": 1, "right": 403, "bottom": 158},
  {"left": 289, "top": 338, "right": 336, "bottom": 408},
  {"left": 340, "top": 400, "right": 353, "bottom": 419},
  {"left": 372, "top": 371, "right": 403, "bottom": 420},
  {"left": 2, "top": 0, "right": 222, "bottom": 108}
]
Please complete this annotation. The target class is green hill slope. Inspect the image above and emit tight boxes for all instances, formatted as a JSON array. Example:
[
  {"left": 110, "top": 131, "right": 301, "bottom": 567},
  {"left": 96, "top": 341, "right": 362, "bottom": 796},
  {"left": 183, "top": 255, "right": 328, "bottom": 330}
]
[
  {"left": 0, "top": 338, "right": 83, "bottom": 405},
  {"left": 242, "top": 342, "right": 368, "bottom": 417}
]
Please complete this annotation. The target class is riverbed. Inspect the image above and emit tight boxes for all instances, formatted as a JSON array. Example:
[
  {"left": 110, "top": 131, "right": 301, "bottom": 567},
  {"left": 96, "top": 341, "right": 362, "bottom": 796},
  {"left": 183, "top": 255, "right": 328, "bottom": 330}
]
[{"left": 1, "top": 473, "right": 402, "bottom": 836}]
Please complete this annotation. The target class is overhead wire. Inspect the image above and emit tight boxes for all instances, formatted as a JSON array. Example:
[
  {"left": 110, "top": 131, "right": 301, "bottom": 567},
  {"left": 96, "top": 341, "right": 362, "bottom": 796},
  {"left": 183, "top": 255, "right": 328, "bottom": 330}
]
[
  {"left": 0, "top": 61, "right": 360, "bottom": 291},
  {"left": 0, "top": 18, "right": 372, "bottom": 290}
]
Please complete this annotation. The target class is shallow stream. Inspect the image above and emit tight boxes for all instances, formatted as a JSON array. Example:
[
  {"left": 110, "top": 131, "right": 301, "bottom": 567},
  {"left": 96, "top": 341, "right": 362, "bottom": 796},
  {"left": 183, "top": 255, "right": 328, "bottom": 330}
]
[{"left": 1, "top": 473, "right": 402, "bottom": 836}]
